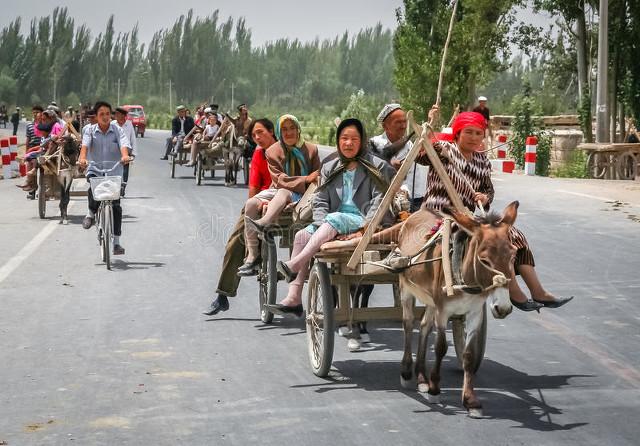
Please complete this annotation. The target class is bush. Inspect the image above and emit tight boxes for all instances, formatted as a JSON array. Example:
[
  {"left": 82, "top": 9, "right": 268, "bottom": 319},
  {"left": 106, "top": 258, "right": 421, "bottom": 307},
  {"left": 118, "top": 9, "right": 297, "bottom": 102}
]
[
  {"left": 552, "top": 149, "right": 588, "bottom": 178},
  {"left": 509, "top": 80, "right": 551, "bottom": 176}
]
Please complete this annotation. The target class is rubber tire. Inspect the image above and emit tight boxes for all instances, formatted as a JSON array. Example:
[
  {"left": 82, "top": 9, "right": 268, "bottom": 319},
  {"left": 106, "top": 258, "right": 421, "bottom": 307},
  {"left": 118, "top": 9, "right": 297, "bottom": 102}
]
[
  {"left": 452, "top": 304, "right": 487, "bottom": 374},
  {"left": 37, "top": 168, "right": 46, "bottom": 219},
  {"left": 171, "top": 156, "right": 176, "bottom": 179},
  {"left": 243, "top": 156, "right": 250, "bottom": 185},
  {"left": 258, "top": 236, "right": 278, "bottom": 324},
  {"left": 306, "top": 262, "right": 335, "bottom": 377},
  {"left": 196, "top": 155, "right": 203, "bottom": 186},
  {"left": 102, "top": 204, "right": 112, "bottom": 270}
]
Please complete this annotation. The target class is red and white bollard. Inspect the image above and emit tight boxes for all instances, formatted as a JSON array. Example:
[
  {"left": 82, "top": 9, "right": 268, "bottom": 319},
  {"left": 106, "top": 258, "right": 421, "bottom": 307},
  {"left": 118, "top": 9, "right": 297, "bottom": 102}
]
[
  {"left": 9, "top": 136, "right": 19, "bottom": 174},
  {"left": 525, "top": 136, "right": 537, "bottom": 176},
  {"left": 1, "top": 138, "right": 13, "bottom": 179},
  {"left": 496, "top": 134, "right": 507, "bottom": 159}
]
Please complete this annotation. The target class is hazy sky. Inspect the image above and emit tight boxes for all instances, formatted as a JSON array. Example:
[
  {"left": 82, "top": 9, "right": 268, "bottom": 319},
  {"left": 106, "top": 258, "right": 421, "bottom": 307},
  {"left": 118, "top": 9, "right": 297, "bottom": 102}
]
[{"left": 1, "top": 0, "right": 406, "bottom": 46}]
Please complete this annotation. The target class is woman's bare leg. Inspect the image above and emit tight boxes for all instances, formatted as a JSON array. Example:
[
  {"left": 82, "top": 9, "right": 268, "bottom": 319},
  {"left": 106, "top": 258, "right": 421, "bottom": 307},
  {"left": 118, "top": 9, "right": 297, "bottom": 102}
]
[{"left": 518, "top": 264, "right": 556, "bottom": 302}]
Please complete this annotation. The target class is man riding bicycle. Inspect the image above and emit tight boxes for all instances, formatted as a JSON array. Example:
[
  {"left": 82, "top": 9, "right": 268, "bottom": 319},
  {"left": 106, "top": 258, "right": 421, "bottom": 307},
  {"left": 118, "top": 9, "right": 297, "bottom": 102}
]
[{"left": 79, "top": 101, "right": 132, "bottom": 255}]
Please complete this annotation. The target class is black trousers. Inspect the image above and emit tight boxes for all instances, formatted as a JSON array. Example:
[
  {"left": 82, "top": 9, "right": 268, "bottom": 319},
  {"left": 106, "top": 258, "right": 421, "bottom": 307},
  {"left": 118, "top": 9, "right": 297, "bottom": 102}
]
[
  {"left": 12, "top": 122, "right": 18, "bottom": 135},
  {"left": 87, "top": 175, "right": 123, "bottom": 236}
]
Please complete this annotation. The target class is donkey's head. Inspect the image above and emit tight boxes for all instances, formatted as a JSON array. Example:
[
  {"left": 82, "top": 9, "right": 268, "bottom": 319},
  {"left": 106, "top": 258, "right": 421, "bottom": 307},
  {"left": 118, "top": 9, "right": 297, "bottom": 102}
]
[
  {"left": 446, "top": 201, "right": 519, "bottom": 319},
  {"left": 59, "top": 135, "right": 81, "bottom": 166}
]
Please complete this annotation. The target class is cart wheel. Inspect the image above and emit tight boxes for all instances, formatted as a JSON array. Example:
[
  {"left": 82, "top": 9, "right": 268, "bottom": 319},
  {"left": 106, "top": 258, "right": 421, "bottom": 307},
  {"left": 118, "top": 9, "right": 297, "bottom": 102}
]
[
  {"left": 196, "top": 155, "right": 203, "bottom": 186},
  {"left": 258, "top": 235, "right": 278, "bottom": 324},
  {"left": 306, "top": 262, "right": 335, "bottom": 377},
  {"left": 171, "top": 156, "right": 176, "bottom": 178},
  {"left": 617, "top": 151, "right": 637, "bottom": 180},
  {"left": 243, "top": 156, "right": 250, "bottom": 185},
  {"left": 211, "top": 167, "right": 215, "bottom": 179},
  {"left": 586, "top": 152, "right": 607, "bottom": 179},
  {"left": 451, "top": 304, "right": 487, "bottom": 374},
  {"left": 37, "top": 168, "right": 46, "bottom": 219}
]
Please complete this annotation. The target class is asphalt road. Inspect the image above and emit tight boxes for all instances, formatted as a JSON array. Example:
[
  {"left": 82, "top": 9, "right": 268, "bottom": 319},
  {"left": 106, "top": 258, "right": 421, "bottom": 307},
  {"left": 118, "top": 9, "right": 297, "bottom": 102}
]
[{"left": 1, "top": 127, "right": 639, "bottom": 445}]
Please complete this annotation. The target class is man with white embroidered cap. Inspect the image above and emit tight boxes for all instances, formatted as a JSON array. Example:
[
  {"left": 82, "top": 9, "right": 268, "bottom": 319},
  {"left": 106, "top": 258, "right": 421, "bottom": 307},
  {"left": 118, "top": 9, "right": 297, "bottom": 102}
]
[{"left": 370, "top": 103, "right": 427, "bottom": 212}]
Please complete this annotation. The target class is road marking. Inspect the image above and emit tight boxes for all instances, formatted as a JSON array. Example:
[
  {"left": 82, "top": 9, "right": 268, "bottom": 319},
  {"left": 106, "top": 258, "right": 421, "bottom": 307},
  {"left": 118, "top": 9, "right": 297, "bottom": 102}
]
[
  {"left": 557, "top": 189, "right": 614, "bottom": 202},
  {"left": 0, "top": 219, "right": 59, "bottom": 285},
  {"left": 492, "top": 177, "right": 505, "bottom": 182}
]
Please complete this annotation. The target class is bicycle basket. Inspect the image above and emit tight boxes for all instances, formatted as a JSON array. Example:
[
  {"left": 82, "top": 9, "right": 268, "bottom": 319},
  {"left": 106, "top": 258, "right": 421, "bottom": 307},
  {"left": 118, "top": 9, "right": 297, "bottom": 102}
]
[{"left": 89, "top": 176, "right": 122, "bottom": 201}]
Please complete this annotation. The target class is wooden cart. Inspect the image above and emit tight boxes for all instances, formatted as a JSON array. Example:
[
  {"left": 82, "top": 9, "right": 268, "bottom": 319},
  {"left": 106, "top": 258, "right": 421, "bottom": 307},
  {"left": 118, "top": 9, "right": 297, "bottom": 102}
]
[
  {"left": 304, "top": 243, "right": 487, "bottom": 377},
  {"left": 35, "top": 145, "right": 85, "bottom": 219},
  {"left": 578, "top": 142, "right": 640, "bottom": 180}
]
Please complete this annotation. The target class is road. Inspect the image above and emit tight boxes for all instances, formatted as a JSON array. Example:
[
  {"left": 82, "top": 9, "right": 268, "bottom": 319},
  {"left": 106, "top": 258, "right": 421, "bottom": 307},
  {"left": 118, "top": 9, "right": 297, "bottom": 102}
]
[{"left": 1, "top": 127, "right": 639, "bottom": 445}]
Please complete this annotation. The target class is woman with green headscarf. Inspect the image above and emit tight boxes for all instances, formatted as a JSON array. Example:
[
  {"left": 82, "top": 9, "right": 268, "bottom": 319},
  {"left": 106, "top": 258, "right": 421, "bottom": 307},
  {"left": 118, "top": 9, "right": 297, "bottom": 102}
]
[
  {"left": 269, "top": 118, "right": 395, "bottom": 316},
  {"left": 239, "top": 114, "right": 321, "bottom": 276}
]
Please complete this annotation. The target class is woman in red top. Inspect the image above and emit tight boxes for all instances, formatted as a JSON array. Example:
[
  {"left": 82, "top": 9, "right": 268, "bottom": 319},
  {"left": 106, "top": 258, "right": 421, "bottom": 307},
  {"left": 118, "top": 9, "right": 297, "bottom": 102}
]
[{"left": 204, "top": 118, "right": 277, "bottom": 316}]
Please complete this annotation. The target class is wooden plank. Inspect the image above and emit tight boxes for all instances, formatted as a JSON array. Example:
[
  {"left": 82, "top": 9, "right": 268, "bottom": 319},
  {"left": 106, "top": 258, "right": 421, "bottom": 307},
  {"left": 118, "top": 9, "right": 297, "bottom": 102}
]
[
  {"left": 346, "top": 111, "right": 427, "bottom": 270},
  {"left": 442, "top": 218, "right": 454, "bottom": 296},
  {"left": 578, "top": 143, "right": 640, "bottom": 153},
  {"left": 333, "top": 306, "right": 425, "bottom": 323}
]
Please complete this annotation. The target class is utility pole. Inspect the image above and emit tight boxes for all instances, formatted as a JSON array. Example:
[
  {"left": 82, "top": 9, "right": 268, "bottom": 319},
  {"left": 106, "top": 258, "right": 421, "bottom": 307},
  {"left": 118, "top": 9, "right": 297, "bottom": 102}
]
[
  {"left": 169, "top": 79, "right": 173, "bottom": 112},
  {"left": 117, "top": 78, "right": 121, "bottom": 105},
  {"left": 53, "top": 70, "right": 57, "bottom": 105},
  {"left": 595, "top": 0, "right": 609, "bottom": 143}
]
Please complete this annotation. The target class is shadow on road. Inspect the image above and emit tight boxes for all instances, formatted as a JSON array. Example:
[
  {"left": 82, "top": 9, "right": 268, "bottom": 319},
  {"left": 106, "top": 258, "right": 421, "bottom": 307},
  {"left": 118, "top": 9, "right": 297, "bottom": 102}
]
[
  {"left": 293, "top": 357, "right": 591, "bottom": 431},
  {"left": 109, "top": 260, "right": 165, "bottom": 271}
]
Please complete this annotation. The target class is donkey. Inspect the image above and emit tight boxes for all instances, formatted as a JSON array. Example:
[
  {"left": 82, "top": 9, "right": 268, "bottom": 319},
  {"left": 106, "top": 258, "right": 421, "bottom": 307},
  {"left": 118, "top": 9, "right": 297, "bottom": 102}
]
[
  {"left": 397, "top": 201, "right": 518, "bottom": 418},
  {"left": 41, "top": 135, "right": 81, "bottom": 224}
]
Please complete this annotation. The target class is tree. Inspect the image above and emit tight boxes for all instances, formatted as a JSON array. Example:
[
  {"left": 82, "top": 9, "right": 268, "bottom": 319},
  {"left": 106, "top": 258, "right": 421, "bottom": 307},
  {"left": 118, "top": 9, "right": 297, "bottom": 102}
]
[{"left": 394, "top": 0, "right": 520, "bottom": 121}]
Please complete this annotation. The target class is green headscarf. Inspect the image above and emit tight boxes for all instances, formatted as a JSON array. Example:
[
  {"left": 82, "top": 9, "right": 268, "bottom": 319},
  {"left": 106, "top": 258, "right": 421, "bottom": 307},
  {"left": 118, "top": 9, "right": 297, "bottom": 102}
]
[{"left": 275, "top": 114, "right": 308, "bottom": 177}]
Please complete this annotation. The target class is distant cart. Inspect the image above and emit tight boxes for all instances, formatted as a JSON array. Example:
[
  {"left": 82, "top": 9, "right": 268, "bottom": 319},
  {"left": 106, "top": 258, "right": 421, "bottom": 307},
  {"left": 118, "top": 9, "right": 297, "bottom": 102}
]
[{"left": 578, "top": 142, "right": 640, "bottom": 180}]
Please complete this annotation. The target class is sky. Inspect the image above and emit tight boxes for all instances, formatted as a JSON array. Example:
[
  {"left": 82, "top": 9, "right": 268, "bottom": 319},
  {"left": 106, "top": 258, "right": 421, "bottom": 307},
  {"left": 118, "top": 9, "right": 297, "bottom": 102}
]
[{"left": 0, "top": 0, "right": 406, "bottom": 46}]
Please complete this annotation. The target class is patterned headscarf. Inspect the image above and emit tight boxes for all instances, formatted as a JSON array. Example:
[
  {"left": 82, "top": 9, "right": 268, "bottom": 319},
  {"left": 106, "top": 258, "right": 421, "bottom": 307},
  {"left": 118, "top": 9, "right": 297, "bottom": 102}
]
[{"left": 276, "top": 114, "right": 308, "bottom": 177}]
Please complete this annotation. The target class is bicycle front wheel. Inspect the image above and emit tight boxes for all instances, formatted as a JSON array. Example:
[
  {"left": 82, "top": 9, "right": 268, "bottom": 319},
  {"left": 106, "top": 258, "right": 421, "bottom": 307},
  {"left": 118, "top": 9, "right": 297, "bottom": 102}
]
[{"left": 102, "top": 203, "right": 112, "bottom": 270}]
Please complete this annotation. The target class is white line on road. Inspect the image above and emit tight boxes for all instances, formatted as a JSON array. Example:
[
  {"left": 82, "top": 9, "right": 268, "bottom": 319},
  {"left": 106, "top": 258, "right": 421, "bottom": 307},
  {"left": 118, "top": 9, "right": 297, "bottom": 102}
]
[
  {"left": 557, "top": 189, "right": 614, "bottom": 202},
  {"left": 0, "top": 220, "right": 59, "bottom": 285},
  {"left": 0, "top": 200, "right": 78, "bottom": 285}
]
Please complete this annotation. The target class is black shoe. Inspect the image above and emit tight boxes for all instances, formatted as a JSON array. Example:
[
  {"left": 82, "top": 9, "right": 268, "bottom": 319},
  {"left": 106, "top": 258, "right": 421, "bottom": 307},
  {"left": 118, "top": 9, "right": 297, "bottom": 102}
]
[
  {"left": 266, "top": 303, "right": 304, "bottom": 318},
  {"left": 276, "top": 260, "right": 297, "bottom": 283},
  {"left": 26, "top": 191, "right": 36, "bottom": 200},
  {"left": 113, "top": 244, "right": 125, "bottom": 255},
  {"left": 237, "top": 258, "right": 261, "bottom": 277},
  {"left": 160, "top": 156, "right": 168, "bottom": 160},
  {"left": 82, "top": 216, "right": 94, "bottom": 229},
  {"left": 533, "top": 296, "right": 574, "bottom": 309},
  {"left": 511, "top": 298, "right": 543, "bottom": 313},
  {"left": 203, "top": 295, "right": 229, "bottom": 316}
]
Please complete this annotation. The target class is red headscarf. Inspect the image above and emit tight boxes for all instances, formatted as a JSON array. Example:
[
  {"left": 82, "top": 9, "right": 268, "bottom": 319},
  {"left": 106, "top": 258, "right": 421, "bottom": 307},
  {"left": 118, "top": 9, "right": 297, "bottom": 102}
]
[{"left": 452, "top": 112, "right": 487, "bottom": 138}]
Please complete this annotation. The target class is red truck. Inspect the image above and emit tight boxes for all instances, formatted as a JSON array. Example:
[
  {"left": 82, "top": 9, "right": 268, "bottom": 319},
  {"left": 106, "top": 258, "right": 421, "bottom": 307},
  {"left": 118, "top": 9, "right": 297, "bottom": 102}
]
[{"left": 121, "top": 105, "right": 146, "bottom": 138}]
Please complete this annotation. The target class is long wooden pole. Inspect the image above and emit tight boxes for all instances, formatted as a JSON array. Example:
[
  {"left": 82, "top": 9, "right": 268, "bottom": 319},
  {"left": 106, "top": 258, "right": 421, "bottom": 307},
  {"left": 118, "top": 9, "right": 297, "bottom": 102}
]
[
  {"left": 407, "top": 117, "right": 469, "bottom": 216},
  {"left": 435, "top": 0, "right": 459, "bottom": 108},
  {"left": 346, "top": 111, "right": 427, "bottom": 270},
  {"left": 429, "top": 0, "right": 459, "bottom": 128}
]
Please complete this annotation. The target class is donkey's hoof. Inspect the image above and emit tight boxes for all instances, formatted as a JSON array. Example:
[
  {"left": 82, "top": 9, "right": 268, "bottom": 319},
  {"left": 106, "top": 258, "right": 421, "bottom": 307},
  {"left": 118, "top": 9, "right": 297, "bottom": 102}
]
[
  {"left": 426, "top": 393, "right": 441, "bottom": 404},
  {"left": 337, "top": 326, "right": 352, "bottom": 337},
  {"left": 417, "top": 383, "right": 429, "bottom": 394},
  {"left": 467, "top": 408, "right": 484, "bottom": 419},
  {"left": 400, "top": 375, "right": 415, "bottom": 390},
  {"left": 347, "top": 338, "right": 361, "bottom": 352}
]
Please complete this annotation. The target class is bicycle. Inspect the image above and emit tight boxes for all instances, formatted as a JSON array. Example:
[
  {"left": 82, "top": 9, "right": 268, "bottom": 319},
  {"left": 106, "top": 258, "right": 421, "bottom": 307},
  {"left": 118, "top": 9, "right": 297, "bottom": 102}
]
[{"left": 88, "top": 160, "right": 129, "bottom": 270}]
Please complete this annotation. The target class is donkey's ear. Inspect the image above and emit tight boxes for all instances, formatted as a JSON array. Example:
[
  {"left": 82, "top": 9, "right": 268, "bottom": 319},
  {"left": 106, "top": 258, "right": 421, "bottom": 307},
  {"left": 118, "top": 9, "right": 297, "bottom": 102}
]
[
  {"left": 501, "top": 201, "right": 519, "bottom": 226},
  {"left": 441, "top": 206, "right": 478, "bottom": 235}
]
